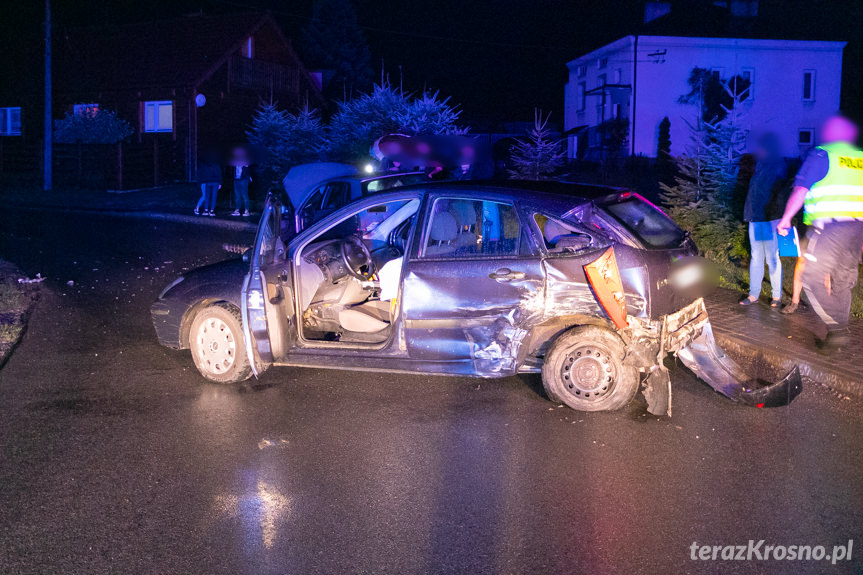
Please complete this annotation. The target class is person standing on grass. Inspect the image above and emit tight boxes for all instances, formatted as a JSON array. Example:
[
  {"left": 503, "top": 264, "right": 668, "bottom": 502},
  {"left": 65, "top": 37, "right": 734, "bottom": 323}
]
[
  {"left": 230, "top": 147, "right": 252, "bottom": 217},
  {"left": 195, "top": 151, "right": 222, "bottom": 217},
  {"left": 777, "top": 115, "right": 863, "bottom": 353},
  {"left": 740, "top": 132, "right": 787, "bottom": 308}
]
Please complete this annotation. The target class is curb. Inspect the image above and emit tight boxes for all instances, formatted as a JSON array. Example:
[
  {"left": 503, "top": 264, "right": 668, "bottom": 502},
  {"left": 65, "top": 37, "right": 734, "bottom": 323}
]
[
  {"left": 12, "top": 204, "right": 257, "bottom": 232},
  {"left": 712, "top": 327, "right": 862, "bottom": 398}
]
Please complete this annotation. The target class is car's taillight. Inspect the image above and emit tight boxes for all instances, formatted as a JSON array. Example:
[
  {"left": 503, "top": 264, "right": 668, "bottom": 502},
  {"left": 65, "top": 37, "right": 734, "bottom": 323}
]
[{"left": 583, "top": 246, "right": 627, "bottom": 328}]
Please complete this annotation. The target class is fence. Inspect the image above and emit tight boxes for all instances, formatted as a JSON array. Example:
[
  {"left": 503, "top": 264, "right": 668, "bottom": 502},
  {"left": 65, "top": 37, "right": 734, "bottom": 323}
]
[{"left": 0, "top": 139, "right": 185, "bottom": 191}]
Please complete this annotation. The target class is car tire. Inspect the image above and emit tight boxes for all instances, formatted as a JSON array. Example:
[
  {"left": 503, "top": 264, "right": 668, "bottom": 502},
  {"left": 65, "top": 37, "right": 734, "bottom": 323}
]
[
  {"left": 189, "top": 303, "right": 252, "bottom": 384},
  {"left": 542, "top": 325, "right": 639, "bottom": 412}
]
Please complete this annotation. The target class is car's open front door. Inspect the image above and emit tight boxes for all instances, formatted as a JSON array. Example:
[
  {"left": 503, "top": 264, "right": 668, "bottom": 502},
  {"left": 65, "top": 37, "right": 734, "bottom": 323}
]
[{"left": 241, "top": 195, "right": 296, "bottom": 376}]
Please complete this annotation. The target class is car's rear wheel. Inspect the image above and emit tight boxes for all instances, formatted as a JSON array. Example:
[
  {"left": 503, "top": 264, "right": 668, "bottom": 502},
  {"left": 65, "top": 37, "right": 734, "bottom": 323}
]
[
  {"left": 541, "top": 325, "right": 639, "bottom": 412},
  {"left": 189, "top": 303, "right": 252, "bottom": 384}
]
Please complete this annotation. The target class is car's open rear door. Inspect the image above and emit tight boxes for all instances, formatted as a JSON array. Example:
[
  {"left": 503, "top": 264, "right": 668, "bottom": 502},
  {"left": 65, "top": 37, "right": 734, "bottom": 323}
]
[{"left": 242, "top": 195, "right": 296, "bottom": 377}]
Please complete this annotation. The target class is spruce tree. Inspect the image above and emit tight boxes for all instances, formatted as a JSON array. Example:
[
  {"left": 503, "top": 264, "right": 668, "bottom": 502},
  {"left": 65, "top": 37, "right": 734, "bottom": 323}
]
[
  {"left": 656, "top": 116, "right": 673, "bottom": 184},
  {"left": 507, "top": 111, "right": 565, "bottom": 181},
  {"left": 660, "top": 81, "right": 750, "bottom": 287},
  {"left": 300, "top": 0, "right": 373, "bottom": 99}
]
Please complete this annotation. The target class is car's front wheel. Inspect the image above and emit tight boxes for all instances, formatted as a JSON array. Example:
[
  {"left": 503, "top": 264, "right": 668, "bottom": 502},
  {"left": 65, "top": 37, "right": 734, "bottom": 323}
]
[
  {"left": 541, "top": 325, "right": 639, "bottom": 412},
  {"left": 189, "top": 303, "right": 252, "bottom": 384}
]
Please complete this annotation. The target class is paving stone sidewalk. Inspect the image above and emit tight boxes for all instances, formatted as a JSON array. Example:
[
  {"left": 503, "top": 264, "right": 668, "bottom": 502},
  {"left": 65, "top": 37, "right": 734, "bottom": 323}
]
[
  {"left": 4, "top": 184, "right": 258, "bottom": 231},
  {"left": 707, "top": 288, "right": 863, "bottom": 397}
]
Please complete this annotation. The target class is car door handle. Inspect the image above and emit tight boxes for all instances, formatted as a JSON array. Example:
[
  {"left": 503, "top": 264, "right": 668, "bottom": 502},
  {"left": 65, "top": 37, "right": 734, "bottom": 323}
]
[
  {"left": 488, "top": 268, "right": 525, "bottom": 282},
  {"left": 277, "top": 270, "right": 289, "bottom": 283}
]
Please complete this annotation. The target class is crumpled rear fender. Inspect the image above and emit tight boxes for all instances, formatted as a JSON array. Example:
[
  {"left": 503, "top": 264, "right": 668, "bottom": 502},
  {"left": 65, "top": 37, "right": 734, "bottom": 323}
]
[{"left": 676, "top": 322, "right": 803, "bottom": 408}]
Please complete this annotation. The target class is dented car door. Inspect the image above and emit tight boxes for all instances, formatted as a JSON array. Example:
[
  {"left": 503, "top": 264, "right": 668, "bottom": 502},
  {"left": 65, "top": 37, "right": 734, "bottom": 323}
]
[{"left": 402, "top": 195, "right": 545, "bottom": 375}]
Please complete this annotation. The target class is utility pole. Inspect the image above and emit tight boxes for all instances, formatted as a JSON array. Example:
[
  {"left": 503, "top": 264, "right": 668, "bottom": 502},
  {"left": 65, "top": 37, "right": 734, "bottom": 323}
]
[{"left": 43, "top": 0, "right": 52, "bottom": 191}]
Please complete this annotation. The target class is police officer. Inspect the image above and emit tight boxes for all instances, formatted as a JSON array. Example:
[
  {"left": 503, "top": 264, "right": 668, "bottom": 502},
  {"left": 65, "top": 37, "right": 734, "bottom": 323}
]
[{"left": 778, "top": 115, "right": 863, "bottom": 353}]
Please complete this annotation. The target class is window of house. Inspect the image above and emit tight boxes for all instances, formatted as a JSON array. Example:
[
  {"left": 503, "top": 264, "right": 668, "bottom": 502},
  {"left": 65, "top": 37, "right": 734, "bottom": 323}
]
[
  {"left": 613, "top": 103, "right": 622, "bottom": 118},
  {"left": 143, "top": 100, "right": 173, "bottom": 133},
  {"left": 242, "top": 36, "right": 254, "bottom": 59},
  {"left": 798, "top": 129, "right": 814, "bottom": 146},
  {"left": 423, "top": 198, "right": 520, "bottom": 258},
  {"left": 803, "top": 70, "right": 816, "bottom": 101},
  {"left": 576, "top": 64, "right": 586, "bottom": 78},
  {"left": 74, "top": 103, "right": 100, "bottom": 117},
  {"left": 597, "top": 57, "right": 608, "bottom": 69},
  {"left": 614, "top": 68, "right": 623, "bottom": 84},
  {"left": 577, "top": 82, "right": 586, "bottom": 112},
  {"left": 0, "top": 107, "right": 22, "bottom": 136},
  {"left": 740, "top": 68, "right": 754, "bottom": 100}
]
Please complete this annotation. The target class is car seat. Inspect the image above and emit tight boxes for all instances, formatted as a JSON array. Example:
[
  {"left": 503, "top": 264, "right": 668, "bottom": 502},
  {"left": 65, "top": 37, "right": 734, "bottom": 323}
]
[
  {"left": 449, "top": 201, "right": 478, "bottom": 251},
  {"left": 425, "top": 212, "right": 459, "bottom": 256}
]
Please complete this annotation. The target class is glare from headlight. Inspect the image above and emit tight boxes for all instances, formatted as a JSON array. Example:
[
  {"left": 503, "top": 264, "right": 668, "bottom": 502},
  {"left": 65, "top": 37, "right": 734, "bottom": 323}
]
[
  {"left": 363, "top": 163, "right": 375, "bottom": 174},
  {"left": 158, "top": 276, "right": 184, "bottom": 299}
]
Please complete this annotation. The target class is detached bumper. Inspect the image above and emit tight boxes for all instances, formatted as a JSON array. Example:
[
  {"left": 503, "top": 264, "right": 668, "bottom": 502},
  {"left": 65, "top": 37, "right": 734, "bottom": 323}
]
[
  {"left": 642, "top": 298, "right": 803, "bottom": 415},
  {"left": 670, "top": 298, "right": 803, "bottom": 407}
]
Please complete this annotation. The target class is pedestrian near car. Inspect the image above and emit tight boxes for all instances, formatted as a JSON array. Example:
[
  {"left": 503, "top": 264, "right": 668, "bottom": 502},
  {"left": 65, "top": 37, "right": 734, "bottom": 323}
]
[
  {"left": 230, "top": 147, "right": 252, "bottom": 217},
  {"left": 195, "top": 153, "right": 222, "bottom": 217},
  {"left": 740, "top": 132, "right": 786, "bottom": 308},
  {"left": 777, "top": 115, "right": 863, "bottom": 352}
]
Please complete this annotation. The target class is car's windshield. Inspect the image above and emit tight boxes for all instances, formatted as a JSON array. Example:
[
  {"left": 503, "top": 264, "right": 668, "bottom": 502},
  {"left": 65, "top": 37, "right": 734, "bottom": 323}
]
[
  {"left": 601, "top": 196, "right": 686, "bottom": 249},
  {"left": 314, "top": 199, "right": 419, "bottom": 243}
]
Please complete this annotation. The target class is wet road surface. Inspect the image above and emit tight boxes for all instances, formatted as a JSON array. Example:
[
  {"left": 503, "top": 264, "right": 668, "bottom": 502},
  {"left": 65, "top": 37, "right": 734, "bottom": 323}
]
[{"left": 1, "top": 211, "right": 862, "bottom": 574}]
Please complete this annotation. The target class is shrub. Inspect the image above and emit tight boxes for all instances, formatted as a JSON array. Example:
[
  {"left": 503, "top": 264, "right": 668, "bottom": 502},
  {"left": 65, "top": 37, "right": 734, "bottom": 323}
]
[{"left": 54, "top": 109, "right": 133, "bottom": 144}]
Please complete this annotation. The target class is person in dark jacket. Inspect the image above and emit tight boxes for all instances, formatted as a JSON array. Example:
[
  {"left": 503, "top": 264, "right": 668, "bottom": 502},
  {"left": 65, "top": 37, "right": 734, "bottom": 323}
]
[
  {"left": 195, "top": 151, "right": 222, "bottom": 217},
  {"left": 740, "top": 132, "right": 787, "bottom": 307},
  {"left": 230, "top": 147, "right": 252, "bottom": 217}
]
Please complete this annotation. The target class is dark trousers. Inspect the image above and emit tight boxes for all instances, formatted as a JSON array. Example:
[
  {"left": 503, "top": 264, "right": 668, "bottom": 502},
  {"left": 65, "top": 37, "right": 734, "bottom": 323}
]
[
  {"left": 801, "top": 220, "right": 863, "bottom": 331},
  {"left": 234, "top": 179, "right": 250, "bottom": 212},
  {"left": 196, "top": 182, "right": 219, "bottom": 211}
]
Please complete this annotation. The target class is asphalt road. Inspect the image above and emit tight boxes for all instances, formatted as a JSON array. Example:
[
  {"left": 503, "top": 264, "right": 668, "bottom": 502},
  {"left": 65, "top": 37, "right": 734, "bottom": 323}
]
[{"left": 1, "top": 211, "right": 862, "bottom": 575}]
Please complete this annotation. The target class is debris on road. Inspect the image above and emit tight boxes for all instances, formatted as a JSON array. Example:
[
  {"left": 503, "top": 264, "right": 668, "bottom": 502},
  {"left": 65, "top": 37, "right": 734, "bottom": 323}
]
[{"left": 17, "top": 274, "right": 45, "bottom": 284}]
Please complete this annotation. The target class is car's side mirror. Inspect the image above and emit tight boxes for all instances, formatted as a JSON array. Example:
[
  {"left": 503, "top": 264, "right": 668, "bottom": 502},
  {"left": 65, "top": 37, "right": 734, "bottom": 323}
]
[{"left": 242, "top": 248, "right": 252, "bottom": 263}]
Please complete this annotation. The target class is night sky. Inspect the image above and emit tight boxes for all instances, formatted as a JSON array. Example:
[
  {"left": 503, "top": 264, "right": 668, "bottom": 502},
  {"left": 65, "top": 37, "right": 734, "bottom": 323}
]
[{"left": 1, "top": 0, "right": 861, "bottom": 127}]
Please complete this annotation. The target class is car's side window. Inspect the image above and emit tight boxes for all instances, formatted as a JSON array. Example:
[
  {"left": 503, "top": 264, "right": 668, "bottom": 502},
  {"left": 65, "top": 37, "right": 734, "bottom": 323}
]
[
  {"left": 423, "top": 198, "right": 520, "bottom": 258},
  {"left": 258, "top": 203, "right": 284, "bottom": 267},
  {"left": 323, "top": 182, "right": 350, "bottom": 209},
  {"left": 534, "top": 213, "right": 593, "bottom": 254}
]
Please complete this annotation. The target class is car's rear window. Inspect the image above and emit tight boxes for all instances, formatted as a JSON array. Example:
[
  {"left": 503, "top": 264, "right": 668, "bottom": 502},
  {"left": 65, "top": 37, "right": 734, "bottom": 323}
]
[
  {"left": 602, "top": 196, "right": 686, "bottom": 249},
  {"left": 362, "top": 174, "right": 428, "bottom": 194}
]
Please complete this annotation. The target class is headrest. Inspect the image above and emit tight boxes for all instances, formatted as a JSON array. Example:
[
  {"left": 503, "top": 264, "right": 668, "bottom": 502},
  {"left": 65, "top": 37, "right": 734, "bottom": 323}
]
[
  {"left": 430, "top": 212, "right": 458, "bottom": 242},
  {"left": 449, "top": 201, "right": 476, "bottom": 227}
]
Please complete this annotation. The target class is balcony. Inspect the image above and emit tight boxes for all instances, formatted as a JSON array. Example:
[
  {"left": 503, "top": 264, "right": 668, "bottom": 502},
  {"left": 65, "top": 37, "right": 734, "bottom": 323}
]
[{"left": 229, "top": 55, "right": 299, "bottom": 95}]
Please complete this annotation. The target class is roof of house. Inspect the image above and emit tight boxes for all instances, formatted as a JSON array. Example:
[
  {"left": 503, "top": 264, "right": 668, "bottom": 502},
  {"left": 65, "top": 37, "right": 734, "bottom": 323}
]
[
  {"left": 54, "top": 12, "right": 301, "bottom": 94},
  {"left": 570, "top": 0, "right": 848, "bottom": 63}
]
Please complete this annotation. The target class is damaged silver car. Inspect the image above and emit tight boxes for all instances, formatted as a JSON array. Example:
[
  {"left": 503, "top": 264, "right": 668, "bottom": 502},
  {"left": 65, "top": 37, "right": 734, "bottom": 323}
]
[{"left": 152, "top": 182, "right": 802, "bottom": 415}]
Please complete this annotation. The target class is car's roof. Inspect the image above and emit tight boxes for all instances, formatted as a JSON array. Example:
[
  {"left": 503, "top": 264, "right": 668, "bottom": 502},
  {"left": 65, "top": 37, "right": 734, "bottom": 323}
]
[
  {"left": 416, "top": 179, "right": 628, "bottom": 199},
  {"left": 347, "top": 180, "right": 629, "bottom": 217},
  {"left": 331, "top": 171, "right": 426, "bottom": 184},
  {"left": 395, "top": 179, "right": 628, "bottom": 206}
]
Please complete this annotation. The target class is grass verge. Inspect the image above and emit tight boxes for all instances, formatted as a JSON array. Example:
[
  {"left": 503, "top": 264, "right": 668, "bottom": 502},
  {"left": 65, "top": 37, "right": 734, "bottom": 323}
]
[{"left": 0, "top": 264, "right": 39, "bottom": 368}]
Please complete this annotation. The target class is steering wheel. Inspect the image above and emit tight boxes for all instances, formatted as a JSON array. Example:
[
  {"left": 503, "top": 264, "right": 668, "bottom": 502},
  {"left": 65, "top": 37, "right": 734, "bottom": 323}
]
[{"left": 340, "top": 236, "right": 375, "bottom": 280}]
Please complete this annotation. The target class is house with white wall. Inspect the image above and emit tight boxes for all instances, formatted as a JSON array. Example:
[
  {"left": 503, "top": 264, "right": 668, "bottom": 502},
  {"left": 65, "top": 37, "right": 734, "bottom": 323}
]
[{"left": 564, "top": 32, "right": 845, "bottom": 161}]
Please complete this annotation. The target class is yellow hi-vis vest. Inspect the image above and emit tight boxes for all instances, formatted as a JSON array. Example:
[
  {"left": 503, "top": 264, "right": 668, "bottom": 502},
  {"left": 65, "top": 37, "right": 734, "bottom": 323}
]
[{"left": 803, "top": 142, "right": 863, "bottom": 225}]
